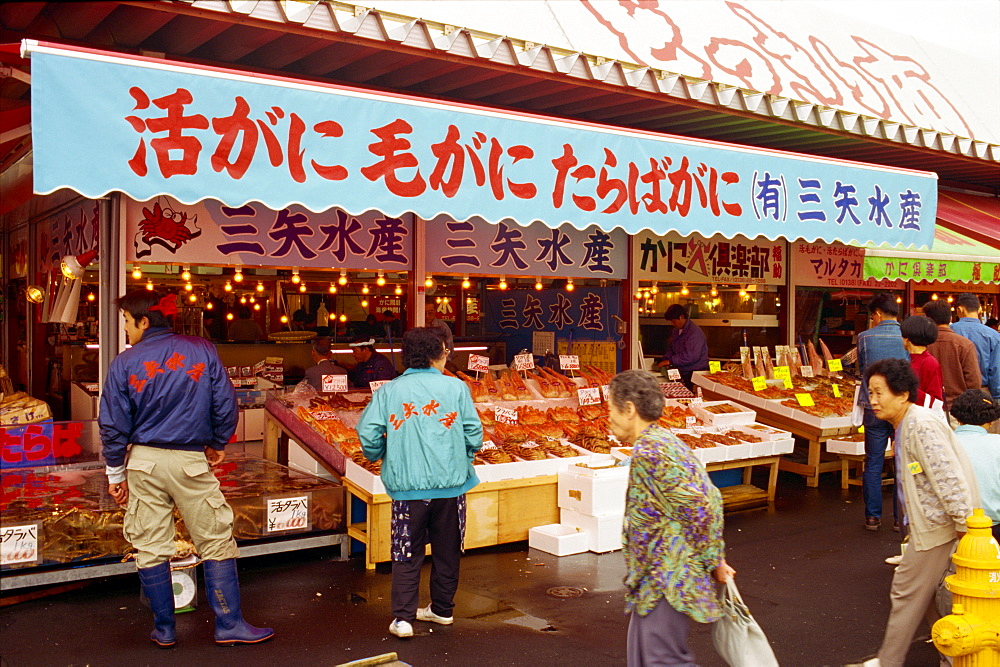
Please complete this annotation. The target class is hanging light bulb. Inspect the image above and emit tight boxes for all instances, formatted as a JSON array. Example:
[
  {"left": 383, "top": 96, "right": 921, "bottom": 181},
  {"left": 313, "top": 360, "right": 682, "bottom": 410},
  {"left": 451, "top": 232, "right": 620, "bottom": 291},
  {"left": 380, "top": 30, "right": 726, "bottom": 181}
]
[
  {"left": 634, "top": 291, "right": 642, "bottom": 301},
  {"left": 291, "top": 267, "right": 300, "bottom": 284},
  {"left": 739, "top": 286, "right": 748, "bottom": 298},
  {"left": 240, "top": 295, "right": 247, "bottom": 305},
  {"left": 566, "top": 278, "right": 575, "bottom": 292},
  {"left": 424, "top": 275, "right": 434, "bottom": 288},
  {"left": 280, "top": 314, "right": 289, "bottom": 324},
  {"left": 233, "top": 267, "right": 243, "bottom": 283},
  {"left": 498, "top": 275, "right": 507, "bottom": 290},
  {"left": 299, "top": 283, "right": 307, "bottom": 293},
  {"left": 394, "top": 285, "right": 403, "bottom": 296},
  {"left": 86, "top": 292, "right": 96, "bottom": 302},
  {"left": 650, "top": 282, "right": 659, "bottom": 295},
  {"left": 710, "top": 284, "right": 718, "bottom": 297},
  {"left": 256, "top": 281, "right": 264, "bottom": 292},
  {"left": 642, "top": 290, "right": 651, "bottom": 300},
  {"left": 184, "top": 282, "right": 193, "bottom": 292},
  {"left": 206, "top": 302, "right": 214, "bottom": 310},
  {"left": 329, "top": 312, "right": 337, "bottom": 321},
  {"left": 931, "top": 293, "right": 939, "bottom": 300},
  {"left": 436, "top": 296, "right": 442, "bottom": 304},
  {"left": 146, "top": 279, "right": 154, "bottom": 291},
  {"left": 361, "top": 284, "right": 370, "bottom": 295},
  {"left": 339, "top": 313, "right": 348, "bottom": 323},
  {"left": 946, "top": 295, "right": 954, "bottom": 303},
  {"left": 462, "top": 275, "right": 471, "bottom": 290},
  {"left": 647, "top": 298, "right": 654, "bottom": 305},
  {"left": 535, "top": 278, "right": 543, "bottom": 291},
  {"left": 376, "top": 270, "right": 386, "bottom": 287},
  {"left": 253, "top": 303, "right": 261, "bottom": 311},
  {"left": 131, "top": 265, "right": 142, "bottom": 280},
  {"left": 338, "top": 270, "right": 348, "bottom": 286},
  {"left": 680, "top": 283, "right": 689, "bottom": 296},
  {"left": 180, "top": 266, "right": 192, "bottom": 282},
  {"left": 248, "top": 296, "right": 255, "bottom": 304},
  {"left": 224, "top": 280, "right": 233, "bottom": 292},
  {"left": 896, "top": 296, "right": 903, "bottom": 304},
  {"left": 329, "top": 283, "right": 337, "bottom": 294},
  {"left": 226, "top": 312, "right": 235, "bottom": 321},
  {"left": 188, "top": 293, "right": 197, "bottom": 303},
  {"left": 361, "top": 298, "right": 369, "bottom": 308}
]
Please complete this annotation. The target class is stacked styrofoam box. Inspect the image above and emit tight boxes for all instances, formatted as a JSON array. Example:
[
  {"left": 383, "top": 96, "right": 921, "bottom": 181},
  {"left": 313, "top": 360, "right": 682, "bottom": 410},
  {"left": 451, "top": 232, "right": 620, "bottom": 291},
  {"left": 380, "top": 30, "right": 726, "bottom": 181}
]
[
  {"left": 557, "top": 463, "right": 628, "bottom": 553},
  {"left": 528, "top": 523, "right": 589, "bottom": 556},
  {"left": 690, "top": 400, "right": 757, "bottom": 428}
]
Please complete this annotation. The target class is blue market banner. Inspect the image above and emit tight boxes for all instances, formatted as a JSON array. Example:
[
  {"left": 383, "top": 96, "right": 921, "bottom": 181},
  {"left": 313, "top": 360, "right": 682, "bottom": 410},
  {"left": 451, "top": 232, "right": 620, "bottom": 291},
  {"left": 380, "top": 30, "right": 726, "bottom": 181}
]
[{"left": 29, "top": 42, "right": 936, "bottom": 247}]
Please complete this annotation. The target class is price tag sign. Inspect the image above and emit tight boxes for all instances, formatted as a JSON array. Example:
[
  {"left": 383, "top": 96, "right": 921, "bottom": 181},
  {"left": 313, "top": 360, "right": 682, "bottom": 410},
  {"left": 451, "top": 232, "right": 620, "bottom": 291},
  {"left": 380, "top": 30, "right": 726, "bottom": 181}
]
[
  {"left": 321, "top": 374, "right": 349, "bottom": 393},
  {"left": 559, "top": 355, "right": 580, "bottom": 370},
  {"left": 773, "top": 366, "right": 790, "bottom": 380},
  {"left": 667, "top": 368, "right": 681, "bottom": 381},
  {"left": 782, "top": 378, "right": 793, "bottom": 390},
  {"left": 686, "top": 415, "right": 697, "bottom": 427},
  {"left": 708, "top": 361, "right": 721, "bottom": 374},
  {"left": 800, "top": 365, "right": 815, "bottom": 378},
  {"left": 0, "top": 523, "right": 40, "bottom": 566},
  {"left": 832, "top": 383, "right": 841, "bottom": 398},
  {"left": 601, "top": 385, "right": 610, "bottom": 402},
  {"left": 369, "top": 380, "right": 389, "bottom": 392},
  {"left": 827, "top": 359, "right": 843, "bottom": 372},
  {"left": 311, "top": 410, "right": 337, "bottom": 420},
  {"left": 513, "top": 353, "right": 535, "bottom": 371},
  {"left": 467, "top": 354, "right": 490, "bottom": 373},
  {"left": 495, "top": 406, "right": 518, "bottom": 424},
  {"left": 751, "top": 376, "right": 767, "bottom": 391},
  {"left": 265, "top": 496, "right": 309, "bottom": 534},
  {"left": 577, "top": 387, "right": 602, "bottom": 405},
  {"left": 795, "top": 393, "right": 816, "bottom": 407},
  {"left": 481, "top": 440, "right": 498, "bottom": 450}
]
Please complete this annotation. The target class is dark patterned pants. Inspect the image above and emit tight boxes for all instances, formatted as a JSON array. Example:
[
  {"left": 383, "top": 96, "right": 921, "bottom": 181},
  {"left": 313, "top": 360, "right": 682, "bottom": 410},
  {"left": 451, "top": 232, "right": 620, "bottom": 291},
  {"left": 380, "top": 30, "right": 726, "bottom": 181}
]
[{"left": 390, "top": 496, "right": 466, "bottom": 623}]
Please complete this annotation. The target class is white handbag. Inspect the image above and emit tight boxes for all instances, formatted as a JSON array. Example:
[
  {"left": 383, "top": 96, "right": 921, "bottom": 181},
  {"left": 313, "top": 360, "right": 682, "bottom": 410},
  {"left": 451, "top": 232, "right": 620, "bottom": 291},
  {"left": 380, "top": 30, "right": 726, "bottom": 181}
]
[{"left": 712, "top": 579, "right": 779, "bottom": 667}]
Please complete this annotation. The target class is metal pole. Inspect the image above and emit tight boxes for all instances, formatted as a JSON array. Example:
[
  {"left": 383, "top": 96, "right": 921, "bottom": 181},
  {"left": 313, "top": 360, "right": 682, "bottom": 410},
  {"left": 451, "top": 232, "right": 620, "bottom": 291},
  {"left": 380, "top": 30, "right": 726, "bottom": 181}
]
[{"left": 97, "top": 193, "right": 123, "bottom": 392}]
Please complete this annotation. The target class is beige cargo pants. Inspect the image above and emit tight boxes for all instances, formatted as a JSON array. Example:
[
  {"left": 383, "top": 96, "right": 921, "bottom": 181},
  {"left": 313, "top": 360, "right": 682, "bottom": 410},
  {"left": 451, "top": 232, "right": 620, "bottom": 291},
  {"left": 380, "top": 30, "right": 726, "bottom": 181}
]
[{"left": 124, "top": 445, "right": 239, "bottom": 569}]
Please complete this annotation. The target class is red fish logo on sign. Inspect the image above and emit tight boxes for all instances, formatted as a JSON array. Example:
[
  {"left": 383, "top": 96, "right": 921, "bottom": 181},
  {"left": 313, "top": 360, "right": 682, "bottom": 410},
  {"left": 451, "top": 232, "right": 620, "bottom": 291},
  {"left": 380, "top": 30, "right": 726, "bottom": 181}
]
[{"left": 133, "top": 200, "right": 202, "bottom": 258}]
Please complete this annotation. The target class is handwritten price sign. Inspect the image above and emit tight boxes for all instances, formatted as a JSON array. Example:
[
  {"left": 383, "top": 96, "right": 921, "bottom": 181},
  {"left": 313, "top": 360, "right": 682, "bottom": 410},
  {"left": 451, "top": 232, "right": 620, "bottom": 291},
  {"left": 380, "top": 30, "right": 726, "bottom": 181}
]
[
  {"left": 495, "top": 406, "right": 518, "bottom": 424},
  {"left": 773, "top": 366, "right": 790, "bottom": 380},
  {"left": 795, "top": 393, "right": 816, "bottom": 407},
  {"left": 559, "top": 355, "right": 580, "bottom": 370},
  {"left": 751, "top": 376, "right": 767, "bottom": 391},
  {"left": 827, "top": 359, "right": 843, "bottom": 372},
  {"left": 577, "top": 387, "right": 602, "bottom": 406},
  {"left": 601, "top": 385, "right": 610, "bottom": 402},
  {"left": 800, "top": 365, "right": 815, "bottom": 378},
  {"left": 265, "top": 496, "right": 309, "bottom": 534},
  {"left": 667, "top": 368, "right": 681, "bottom": 381},
  {"left": 369, "top": 380, "right": 390, "bottom": 392},
  {"left": 0, "top": 523, "right": 40, "bottom": 566},
  {"left": 321, "top": 374, "right": 349, "bottom": 393},
  {"left": 467, "top": 354, "right": 490, "bottom": 373},
  {"left": 708, "top": 361, "right": 721, "bottom": 374},
  {"left": 513, "top": 353, "right": 535, "bottom": 371}
]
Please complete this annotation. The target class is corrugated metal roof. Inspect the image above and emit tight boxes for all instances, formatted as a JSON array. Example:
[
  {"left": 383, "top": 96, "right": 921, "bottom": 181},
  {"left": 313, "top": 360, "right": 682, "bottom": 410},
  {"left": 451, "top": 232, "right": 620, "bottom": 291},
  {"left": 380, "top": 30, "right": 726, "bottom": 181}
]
[{"left": 1, "top": 0, "right": 997, "bottom": 191}]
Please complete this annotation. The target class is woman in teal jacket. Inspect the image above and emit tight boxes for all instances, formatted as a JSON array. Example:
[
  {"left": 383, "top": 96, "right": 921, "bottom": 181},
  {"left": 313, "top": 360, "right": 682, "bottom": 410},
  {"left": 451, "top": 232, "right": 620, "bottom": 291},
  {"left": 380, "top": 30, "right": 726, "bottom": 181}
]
[{"left": 357, "top": 327, "right": 483, "bottom": 639}]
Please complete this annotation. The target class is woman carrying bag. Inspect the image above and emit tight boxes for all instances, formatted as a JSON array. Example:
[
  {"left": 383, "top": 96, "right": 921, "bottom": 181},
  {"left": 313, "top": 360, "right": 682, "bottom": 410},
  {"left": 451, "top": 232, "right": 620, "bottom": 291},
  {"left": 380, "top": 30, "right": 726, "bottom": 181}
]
[{"left": 608, "top": 370, "right": 775, "bottom": 666}]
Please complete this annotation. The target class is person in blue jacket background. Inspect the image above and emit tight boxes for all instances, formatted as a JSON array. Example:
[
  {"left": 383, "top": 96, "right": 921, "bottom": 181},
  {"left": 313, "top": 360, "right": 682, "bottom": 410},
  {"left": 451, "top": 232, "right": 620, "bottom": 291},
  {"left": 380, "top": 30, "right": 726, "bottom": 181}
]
[
  {"left": 99, "top": 290, "right": 272, "bottom": 648},
  {"left": 357, "top": 327, "right": 483, "bottom": 639}
]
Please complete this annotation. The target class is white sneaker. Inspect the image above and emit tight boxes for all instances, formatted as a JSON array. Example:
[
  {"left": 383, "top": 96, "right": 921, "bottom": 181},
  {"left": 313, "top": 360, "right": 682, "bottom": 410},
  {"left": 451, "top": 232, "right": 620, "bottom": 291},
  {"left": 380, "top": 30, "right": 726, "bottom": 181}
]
[
  {"left": 884, "top": 554, "right": 903, "bottom": 565},
  {"left": 844, "top": 659, "right": 880, "bottom": 667},
  {"left": 389, "top": 619, "right": 413, "bottom": 638},
  {"left": 416, "top": 605, "right": 454, "bottom": 625}
]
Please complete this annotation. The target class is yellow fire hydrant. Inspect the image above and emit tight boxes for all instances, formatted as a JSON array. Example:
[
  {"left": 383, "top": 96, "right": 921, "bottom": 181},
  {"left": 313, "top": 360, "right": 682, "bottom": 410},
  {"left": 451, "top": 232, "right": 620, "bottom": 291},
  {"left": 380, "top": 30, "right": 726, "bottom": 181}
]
[{"left": 931, "top": 508, "right": 1000, "bottom": 665}]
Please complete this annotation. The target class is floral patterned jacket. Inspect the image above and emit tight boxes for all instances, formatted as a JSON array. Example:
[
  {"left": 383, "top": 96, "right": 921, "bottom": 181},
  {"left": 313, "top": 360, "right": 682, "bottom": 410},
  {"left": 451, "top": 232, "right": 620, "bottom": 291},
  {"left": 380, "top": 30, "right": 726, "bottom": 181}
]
[{"left": 623, "top": 424, "right": 724, "bottom": 623}]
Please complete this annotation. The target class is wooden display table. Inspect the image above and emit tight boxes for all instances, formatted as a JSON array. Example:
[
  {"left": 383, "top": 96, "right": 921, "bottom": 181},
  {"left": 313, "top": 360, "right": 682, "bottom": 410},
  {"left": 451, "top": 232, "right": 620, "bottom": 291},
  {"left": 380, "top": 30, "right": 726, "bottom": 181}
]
[
  {"left": 839, "top": 450, "right": 895, "bottom": 490},
  {"left": 708, "top": 455, "right": 781, "bottom": 510},
  {"left": 698, "top": 387, "right": 853, "bottom": 487},
  {"left": 345, "top": 475, "right": 559, "bottom": 569}
]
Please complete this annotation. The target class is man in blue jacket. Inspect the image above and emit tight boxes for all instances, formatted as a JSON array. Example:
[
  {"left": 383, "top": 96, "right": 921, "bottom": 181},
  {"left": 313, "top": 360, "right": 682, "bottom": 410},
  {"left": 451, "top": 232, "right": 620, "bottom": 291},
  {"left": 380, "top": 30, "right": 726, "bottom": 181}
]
[
  {"left": 655, "top": 304, "right": 709, "bottom": 389},
  {"left": 357, "top": 327, "right": 483, "bottom": 639},
  {"left": 99, "top": 290, "right": 272, "bottom": 648}
]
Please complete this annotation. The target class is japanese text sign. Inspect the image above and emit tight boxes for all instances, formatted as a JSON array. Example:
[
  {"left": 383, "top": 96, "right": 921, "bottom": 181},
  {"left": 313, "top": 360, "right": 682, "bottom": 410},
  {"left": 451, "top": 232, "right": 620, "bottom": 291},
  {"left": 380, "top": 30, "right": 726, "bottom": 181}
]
[
  {"left": 369, "top": 380, "right": 390, "bottom": 392},
  {"left": 513, "top": 353, "right": 535, "bottom": 371},
  {"left": 265, "top": 495, "right": 309, "bottom": 534},
  {"left": 1, "top": 523, "right": 41, "bottom": 567},
  {"left": 1, "top": 421, "right": 98, "bottom": 470},
  {"left": 467, "top": 355, "right": 490, "bottom": 373},
  {"left": 321, "top": 374, "right": 349, "bottom": 393},
  {"left": 667, "top": 368, "right": 681, "bottom": 381},
  {"left": 577, "top": 387, "right": 602, "bottom": 405},
  {"left": 29, "top": 43, "right": 935, "bottom": 247},
  {"left": 795, "top": 394, "right": 816, "bottom": 407},
  {"left": 864, "top": 255, "right": 1000, "bottom": 285},
  {"left": 751, "top": 376, "right": 767, "bottom": 391},
  {"left": 559, "top": 355, "right": 580, "bottom": 370},
  {"left": 708, "top": 361, "right": 722, "bottom": 374},
  {"left": 634, "top": 231, "right": 785, "bottom": 284},
  {"left": 124, "top": 196, "right": 414, "bottom": 269},
  {"left": 494, "top": 406, "right": 518, "bottom": 425},
  {"left": 791, "top": 241, "right": 903, "bottom": 288},
  {"left": 827, "top": 359, "right": 843, "bottom": 372}
]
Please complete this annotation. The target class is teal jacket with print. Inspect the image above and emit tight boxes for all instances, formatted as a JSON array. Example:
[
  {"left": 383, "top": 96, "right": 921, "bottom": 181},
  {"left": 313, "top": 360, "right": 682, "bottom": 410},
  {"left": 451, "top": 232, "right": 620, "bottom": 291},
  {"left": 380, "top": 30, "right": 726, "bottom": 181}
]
[{"left": 357, "top": 367, "right": 483, "bottom": 500}]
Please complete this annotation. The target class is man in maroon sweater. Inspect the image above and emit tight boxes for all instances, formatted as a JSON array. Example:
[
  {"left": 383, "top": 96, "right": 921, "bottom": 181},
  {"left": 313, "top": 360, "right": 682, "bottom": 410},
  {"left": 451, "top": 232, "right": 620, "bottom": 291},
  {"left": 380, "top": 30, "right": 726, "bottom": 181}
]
[{"left": 923, "top": 300, "right": 981, "bottom": 418}]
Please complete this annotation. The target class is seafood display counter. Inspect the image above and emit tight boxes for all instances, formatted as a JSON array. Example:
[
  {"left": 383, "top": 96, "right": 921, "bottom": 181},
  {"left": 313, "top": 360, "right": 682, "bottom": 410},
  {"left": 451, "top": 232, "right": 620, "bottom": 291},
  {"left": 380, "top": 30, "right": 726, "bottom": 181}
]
[
  {"left": 1, "top": 452, "right": 348, "bottom": 591},
  {"left": 692, "top": 369, "right": 857, "bottom": 487},
  {"left": 266, "top": 370, "right": 789, "bottom": 568}
]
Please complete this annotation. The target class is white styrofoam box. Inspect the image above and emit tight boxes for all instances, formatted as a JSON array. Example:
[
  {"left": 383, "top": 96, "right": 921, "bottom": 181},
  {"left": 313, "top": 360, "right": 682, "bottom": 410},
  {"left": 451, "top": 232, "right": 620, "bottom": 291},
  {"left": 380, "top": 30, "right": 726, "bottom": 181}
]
[
  {"left": 691, "top": 400, "right": 756, "bottom": 428},
  {"left": 528, "top": 523, "right": 589, "bottom": 556},
  {"left": 474, "top": 452, "right": 611, "bottom": 483},
  {"left": 772, "top": 438, "right": 795, "bottom": 455},
  {"left": 736, "top": 424, "right": 791, "bottom": 442},
  {"left": 287, "top": 440, "right": 324, "bottom": 476},
  {"left": 558, "top": 464, "right": 629, "bottom": 515},
  {"left": 344, "top": 457, "right": 387, "bottom": 495},
  {"left": 749, "top": 440, "right": 773, "bottom": 458},
  {"left": 720, "top": 441, "right": 752, "bottom": 460},
  {"left": 560, "top": 508, "right": 623, "bottom": 553},
  {"left": 696, "top": 444, "right": 727, "bottom": 464},
  {"left": 826, "top": 437, "right": 865, "bottom": 455}
]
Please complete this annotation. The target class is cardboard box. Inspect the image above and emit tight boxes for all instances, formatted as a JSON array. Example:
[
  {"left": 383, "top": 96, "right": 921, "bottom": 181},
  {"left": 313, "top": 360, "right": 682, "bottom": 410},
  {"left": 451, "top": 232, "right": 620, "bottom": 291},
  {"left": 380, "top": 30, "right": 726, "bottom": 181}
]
[
  {"left": 560, "top": 508, "right": 623, "bottom": 553},
  {"left": 528, "top": 523, "right": 589, "bottom": 556},
  {"left": 558, "top": 464, "right": 629, "bottom": 515},
  {"left": 691, "top": 401, "right": 756, "bottom": 428}
]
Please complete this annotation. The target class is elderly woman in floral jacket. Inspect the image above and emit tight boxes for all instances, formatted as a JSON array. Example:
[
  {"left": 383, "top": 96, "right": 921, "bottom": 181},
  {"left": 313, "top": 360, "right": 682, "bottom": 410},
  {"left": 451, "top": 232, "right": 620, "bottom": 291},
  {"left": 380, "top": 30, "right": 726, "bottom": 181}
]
[{"left": 849, "top": 358, "right": 980, "bottom": 667}]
